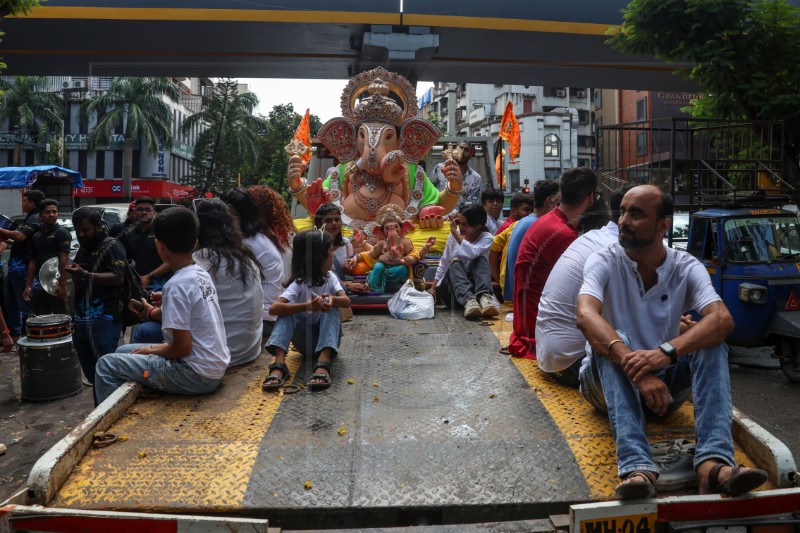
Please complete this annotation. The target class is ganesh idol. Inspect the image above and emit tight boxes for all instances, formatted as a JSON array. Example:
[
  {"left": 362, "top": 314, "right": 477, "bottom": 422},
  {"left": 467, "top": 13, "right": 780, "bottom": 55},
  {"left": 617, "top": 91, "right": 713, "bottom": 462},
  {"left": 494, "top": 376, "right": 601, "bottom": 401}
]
[{"left": 287, "top": 67, "right": 463, "bottom": 233}]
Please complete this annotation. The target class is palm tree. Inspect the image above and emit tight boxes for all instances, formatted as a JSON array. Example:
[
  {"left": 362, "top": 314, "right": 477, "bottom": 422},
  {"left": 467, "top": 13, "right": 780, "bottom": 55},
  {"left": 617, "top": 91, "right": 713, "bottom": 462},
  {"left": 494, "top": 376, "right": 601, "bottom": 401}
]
[
  {"left": 0, "top": 76, "right": 65, "bottom": 164},
  {"left": 180, "top": 79, "right": 266, "bottom": 193},
  {"left": 80, "top": 77, "right": 179, "bottom": 201}
]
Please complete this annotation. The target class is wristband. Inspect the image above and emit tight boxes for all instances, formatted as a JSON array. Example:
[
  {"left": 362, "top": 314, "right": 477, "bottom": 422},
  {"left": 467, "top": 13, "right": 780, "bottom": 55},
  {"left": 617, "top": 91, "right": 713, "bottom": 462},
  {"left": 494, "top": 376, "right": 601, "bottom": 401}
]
[
  {"left": 607, "top": 339, "right": 624, "bottom": 355},
  {"left": 0, "top": 328, "right": 9, "bottom": 335}
]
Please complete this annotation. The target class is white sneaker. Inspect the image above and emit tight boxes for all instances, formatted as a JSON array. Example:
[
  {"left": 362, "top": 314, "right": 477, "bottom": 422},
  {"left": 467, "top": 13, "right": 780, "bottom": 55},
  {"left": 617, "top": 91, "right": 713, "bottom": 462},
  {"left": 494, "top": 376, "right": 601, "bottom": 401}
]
[
  {"left": 464, "top": 299, "right": 482, "bottom": 319},
  {"left": 0, "top": 443, "right": 6, "bottom": 456},
  {"left": 479, "top": 294, "right": 499, "bottom": 317}
]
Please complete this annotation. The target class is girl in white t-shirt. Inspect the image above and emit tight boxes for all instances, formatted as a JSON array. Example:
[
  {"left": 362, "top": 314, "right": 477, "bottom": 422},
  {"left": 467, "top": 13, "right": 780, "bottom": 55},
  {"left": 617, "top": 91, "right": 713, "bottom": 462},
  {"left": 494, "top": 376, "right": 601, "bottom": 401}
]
[{"left": 263, "top": 230, "right": 351, "bottom": 391}]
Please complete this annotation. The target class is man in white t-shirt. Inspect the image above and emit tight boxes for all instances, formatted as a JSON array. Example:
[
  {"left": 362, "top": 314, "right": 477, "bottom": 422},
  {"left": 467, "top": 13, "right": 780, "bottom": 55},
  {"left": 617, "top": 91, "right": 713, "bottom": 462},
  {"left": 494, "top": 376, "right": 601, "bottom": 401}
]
[
  {"left": 575, "top": 185, "right": 766, "bottom": 500},
  {"left": 95, "top": 207, "right": 231, "bottom": 404},
  {"left": 535, "top": 184, "right": 632, "bottom": 387}
]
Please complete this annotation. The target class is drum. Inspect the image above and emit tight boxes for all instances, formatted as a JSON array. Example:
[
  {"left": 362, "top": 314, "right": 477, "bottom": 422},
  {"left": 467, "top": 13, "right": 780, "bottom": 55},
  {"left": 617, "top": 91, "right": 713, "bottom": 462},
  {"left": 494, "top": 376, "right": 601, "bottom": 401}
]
[
  {"left": 25, "top": 314, "right": 72, "bottom": 340},
  {"left": 18, "top": 335, "right": 81, "bottom": 401}
]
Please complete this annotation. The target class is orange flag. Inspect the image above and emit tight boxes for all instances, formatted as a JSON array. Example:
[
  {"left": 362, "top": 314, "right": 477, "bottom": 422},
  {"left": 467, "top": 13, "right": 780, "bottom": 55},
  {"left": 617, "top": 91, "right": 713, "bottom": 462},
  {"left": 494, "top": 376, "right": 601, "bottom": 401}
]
[
  {"left": 293, "top": 108, "right": 312, "bottom": 165},
  {"left": 498, "top": 101, "right": 520, "bottom": 163},
  {"left": 495, "top": 153, "right": 504, "bottom": 190}
]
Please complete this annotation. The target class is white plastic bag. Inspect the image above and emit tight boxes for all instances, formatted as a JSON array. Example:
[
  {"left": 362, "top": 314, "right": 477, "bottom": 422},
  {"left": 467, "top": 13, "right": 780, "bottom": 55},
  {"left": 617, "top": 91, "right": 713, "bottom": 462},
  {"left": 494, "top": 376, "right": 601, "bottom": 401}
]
[{"left": 387, "top": 279, "right": 435, "bottom": 320}]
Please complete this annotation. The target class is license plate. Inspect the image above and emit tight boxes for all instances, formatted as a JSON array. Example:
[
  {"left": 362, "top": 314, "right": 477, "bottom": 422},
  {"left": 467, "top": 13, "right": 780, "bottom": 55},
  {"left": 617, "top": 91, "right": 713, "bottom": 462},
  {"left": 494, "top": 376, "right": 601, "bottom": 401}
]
[
  {"left": 573, "top": 501, "right": 657, "bottom": 533},
  {"left": 579, "top": 512, "right": 656, "bottom": 533}
]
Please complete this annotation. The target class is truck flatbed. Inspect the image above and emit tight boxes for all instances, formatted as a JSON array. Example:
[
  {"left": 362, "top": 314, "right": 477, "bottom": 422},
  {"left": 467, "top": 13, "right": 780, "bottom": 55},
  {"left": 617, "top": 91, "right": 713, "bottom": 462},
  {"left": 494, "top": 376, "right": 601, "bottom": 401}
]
[{"left": 8, "top": 306, "right": 796, "bottom": 531}]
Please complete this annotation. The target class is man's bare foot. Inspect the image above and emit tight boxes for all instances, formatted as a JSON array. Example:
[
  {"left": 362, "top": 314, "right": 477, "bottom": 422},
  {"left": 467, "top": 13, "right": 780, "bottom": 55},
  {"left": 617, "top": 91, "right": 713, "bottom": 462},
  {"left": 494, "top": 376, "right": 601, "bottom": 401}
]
[{"left": 697, "top": 460, "right": 767, "bottom": 495}]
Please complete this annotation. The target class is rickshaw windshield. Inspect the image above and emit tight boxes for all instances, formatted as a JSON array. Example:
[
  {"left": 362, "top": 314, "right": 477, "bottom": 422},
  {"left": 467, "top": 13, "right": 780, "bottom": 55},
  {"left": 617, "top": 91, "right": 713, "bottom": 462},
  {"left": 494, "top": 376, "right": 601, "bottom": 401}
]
[{"left": 723, "top": 216, "right": 800, "bottom": 262}]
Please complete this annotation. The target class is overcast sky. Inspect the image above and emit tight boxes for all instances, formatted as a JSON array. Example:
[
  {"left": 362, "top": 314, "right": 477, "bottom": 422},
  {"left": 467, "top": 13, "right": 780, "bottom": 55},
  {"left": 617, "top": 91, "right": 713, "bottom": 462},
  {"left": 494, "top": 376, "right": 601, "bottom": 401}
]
[{"left": 240, "top": 78, "right": 434, "bottom": 123}]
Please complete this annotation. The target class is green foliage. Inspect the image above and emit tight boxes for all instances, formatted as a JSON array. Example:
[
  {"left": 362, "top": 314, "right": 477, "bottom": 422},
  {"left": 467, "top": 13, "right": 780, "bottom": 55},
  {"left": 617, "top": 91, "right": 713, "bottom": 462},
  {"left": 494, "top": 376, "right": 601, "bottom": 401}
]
[
  {"left": 80, "top": 77, "right": 179, "bottom": 155},
  {"left": 0, "top": 76, "right": 65, "bottom": 163},
  {"left": 427, "top": 112, "right": 446, "bottom": 134},
  {"left": 80, "top": 77, "right": 179, "bottom": 200},
  {"left": 609, "top": 0, "right": 800, "bottom": 168},
  {"left": 245, "top": 103, "right": 322, "bottom": 201},
  {"left": 181, "top": 79, "right": 267, "bottom": 194}
]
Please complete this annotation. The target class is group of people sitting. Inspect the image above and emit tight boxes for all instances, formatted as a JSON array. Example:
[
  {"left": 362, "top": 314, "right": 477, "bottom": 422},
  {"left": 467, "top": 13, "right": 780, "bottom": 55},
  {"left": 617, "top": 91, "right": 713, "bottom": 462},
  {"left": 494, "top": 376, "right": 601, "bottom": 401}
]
[
  {"left": 0, "top": 164, "right": 770, "bottom": 501},
  {"left": 480, "top": 167, "right": 768, "bottom": 500}
]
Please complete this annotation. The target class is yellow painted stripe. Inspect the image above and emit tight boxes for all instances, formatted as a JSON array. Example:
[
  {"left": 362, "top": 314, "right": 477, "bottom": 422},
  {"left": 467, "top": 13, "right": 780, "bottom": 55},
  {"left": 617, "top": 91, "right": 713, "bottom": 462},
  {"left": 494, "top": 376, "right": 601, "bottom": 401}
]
[
  {"left": 13, "top": 6, "right": 401, "bottom": 25},
  {"left": 487, "top": 303, "right": 769, "bottom": 499},
  {"left": 15, "top": 6, "right": 612, "bottom": 36},
  {"left": 54, "top": 350, "right": 302, "bottom": 509},
  {"left": 402, "top": 13, "right": 612, "bottom": 36}
]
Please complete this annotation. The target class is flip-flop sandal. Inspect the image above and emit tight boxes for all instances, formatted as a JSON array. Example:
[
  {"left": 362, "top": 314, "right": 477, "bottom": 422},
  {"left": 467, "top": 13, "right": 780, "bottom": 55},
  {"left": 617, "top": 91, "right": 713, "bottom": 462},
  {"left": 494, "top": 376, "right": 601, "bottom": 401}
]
[
  {"left": 262, "top": 362, "right": 291, "bottom": 392},
  {"left": 309, "top": 360, "right": 332, "bottom": 391},
  {"left": 498, "top": 346, "right": 511, "bottom": 355},
  {"left": 708, "top": 463, "right": 767, "bottom": 496},
  {"left": 615, "top": 471, "right": 656, "bottom": 500}
]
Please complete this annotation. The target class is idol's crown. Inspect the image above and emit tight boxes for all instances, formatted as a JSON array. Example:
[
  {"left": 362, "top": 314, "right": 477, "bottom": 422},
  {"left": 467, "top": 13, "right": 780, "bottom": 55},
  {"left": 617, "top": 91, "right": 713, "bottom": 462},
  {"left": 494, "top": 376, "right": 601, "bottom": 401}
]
[{"left": 340, "top": 67, "right": 417, "bottom": 126}]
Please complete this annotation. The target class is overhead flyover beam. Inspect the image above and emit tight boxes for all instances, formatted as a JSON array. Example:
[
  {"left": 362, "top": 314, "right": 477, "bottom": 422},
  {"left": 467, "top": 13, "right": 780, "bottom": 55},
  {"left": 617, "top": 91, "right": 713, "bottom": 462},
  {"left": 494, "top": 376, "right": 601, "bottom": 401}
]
[{"left": 0, "top": 0, "right": 696, "bottom": 91}]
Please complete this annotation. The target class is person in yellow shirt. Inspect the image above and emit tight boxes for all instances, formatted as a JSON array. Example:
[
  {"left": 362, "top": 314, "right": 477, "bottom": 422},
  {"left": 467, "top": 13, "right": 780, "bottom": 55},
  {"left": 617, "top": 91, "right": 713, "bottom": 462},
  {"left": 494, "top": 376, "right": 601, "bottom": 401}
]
[{"left": 489, "top": 184, "right": 558, "bottom": 302}]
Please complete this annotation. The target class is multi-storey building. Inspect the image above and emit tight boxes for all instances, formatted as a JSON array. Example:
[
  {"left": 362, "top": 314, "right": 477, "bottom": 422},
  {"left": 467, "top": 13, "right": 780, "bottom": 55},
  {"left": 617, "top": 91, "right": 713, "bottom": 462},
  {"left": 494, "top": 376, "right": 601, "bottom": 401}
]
[
  {"left": 1, "top": 76, "right": 216, "bottom": 204},
  {"left": 420, "top": 82, "right": 596, "bottom": 192}
]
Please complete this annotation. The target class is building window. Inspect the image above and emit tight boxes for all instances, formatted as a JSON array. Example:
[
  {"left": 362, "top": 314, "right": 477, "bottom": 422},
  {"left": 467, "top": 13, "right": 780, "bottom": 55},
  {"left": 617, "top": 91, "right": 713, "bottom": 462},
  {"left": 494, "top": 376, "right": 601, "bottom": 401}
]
[
  {"left": 523, "top": 98, "right": 533, "bottom": 114},
  {"left": 636, "top": 131, "right": 648, "bottom": 156},
  {"left": 95, "top": 151, "right": 105, "bottom": 179},
  {"left": 637, "top": 98, "right": 647, "bottom": 121},
  {"left": 544, "top": 134, "right": 559, "bottom": 158},
  {"left": 545, "top": 168, "right": 561, "bottom": 180},
  {"left": 594, "top": 89, "right": 602, "bottom": 109},
  {"left": 578, "top": 110, "right": 590, "bottom": 125},
  {"left": 508, "top": 169, "right": 520, "bottom": 191}
]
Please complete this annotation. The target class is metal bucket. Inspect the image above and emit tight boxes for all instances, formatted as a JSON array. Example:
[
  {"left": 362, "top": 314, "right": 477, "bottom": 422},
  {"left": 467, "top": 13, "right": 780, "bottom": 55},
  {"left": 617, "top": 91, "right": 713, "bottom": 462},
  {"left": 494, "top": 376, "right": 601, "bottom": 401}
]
[{"left": 18, "top": 335, "right": 82, "bottom": 402}]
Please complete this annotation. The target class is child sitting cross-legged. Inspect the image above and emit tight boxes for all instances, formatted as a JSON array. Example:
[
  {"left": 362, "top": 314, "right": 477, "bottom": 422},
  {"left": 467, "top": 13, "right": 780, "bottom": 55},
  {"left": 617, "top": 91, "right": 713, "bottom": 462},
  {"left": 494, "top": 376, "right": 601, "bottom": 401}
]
[
  {"left": 262, "top": 229, "right": 351, "bottom": 391},
  {"left": 94, "top": 207, "right": 231, "bottom": 405}
]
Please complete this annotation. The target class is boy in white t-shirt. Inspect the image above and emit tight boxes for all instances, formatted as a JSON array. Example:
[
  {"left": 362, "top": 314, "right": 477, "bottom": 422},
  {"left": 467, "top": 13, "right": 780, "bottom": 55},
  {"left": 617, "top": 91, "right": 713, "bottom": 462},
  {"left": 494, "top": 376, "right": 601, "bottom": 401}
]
[{"left": 95, "top": 207, "right": 231, "bottom": 404}]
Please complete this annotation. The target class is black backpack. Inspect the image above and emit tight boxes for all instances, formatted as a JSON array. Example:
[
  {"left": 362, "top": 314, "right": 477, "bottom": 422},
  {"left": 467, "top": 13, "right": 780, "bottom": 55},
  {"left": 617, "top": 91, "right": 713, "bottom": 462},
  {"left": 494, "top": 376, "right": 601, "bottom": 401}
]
[{"left": 100, "top": 238, "right": 147, "bottom": 327}]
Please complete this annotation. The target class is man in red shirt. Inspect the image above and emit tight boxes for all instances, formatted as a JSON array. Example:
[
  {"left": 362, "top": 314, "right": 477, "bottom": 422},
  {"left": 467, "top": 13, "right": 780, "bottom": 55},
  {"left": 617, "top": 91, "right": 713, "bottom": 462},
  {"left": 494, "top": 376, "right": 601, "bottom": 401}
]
[{"left": 509, "top": 167, "right": 599, "bottom": 358}]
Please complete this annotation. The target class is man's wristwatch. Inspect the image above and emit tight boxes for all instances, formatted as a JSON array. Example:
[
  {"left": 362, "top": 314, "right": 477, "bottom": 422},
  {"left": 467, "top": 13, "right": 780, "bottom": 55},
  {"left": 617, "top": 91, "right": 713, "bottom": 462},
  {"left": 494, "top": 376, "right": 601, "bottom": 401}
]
[{"left": 659, "top": 341, "right": 678, "bottom": 364}]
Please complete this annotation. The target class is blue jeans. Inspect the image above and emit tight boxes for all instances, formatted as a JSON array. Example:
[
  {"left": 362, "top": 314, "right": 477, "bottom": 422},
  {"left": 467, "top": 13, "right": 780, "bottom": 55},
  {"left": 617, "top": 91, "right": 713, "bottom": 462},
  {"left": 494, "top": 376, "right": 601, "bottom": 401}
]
[
  {"left": 5, "top": 270, "right": 32, "bottom": 337},
  {"left": 73, "top": 318, "right": 123, "bottom": 405},
  {"left": 266, "top": 310, "right": 342, "bottom": 359},
  {"left": 131, "top": 321, "right": 164, "bottom": 343},
  {"left": 94, "top": 343, "right": 222, "bottom": 405},
  {"left": 579, "top": 330, "right": 735, "bottom": 478}
]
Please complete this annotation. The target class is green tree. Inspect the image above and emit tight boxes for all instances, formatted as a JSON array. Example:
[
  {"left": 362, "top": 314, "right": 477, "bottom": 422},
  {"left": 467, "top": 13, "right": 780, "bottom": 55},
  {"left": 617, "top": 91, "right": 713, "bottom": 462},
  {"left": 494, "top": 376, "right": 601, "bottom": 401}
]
[
  {"left": 0, "top": 76, "right": 65, "bottom": 164},
  {"left": 80, "top": 77, "right": 179, "bottom": 201},
  {"left": 608, "top": 0, "right": 800, "bottom": 180},
  {"left": 249, "top": 103, "right": 322, "bottom": 199},
  {"left": 181, "top": 79, "right": 266, "bottom": 194}
]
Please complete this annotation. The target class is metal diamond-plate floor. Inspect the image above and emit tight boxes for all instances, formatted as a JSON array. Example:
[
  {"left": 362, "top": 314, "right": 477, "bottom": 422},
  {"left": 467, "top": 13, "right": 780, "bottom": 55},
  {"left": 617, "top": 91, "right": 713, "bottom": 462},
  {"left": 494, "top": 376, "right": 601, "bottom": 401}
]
[{"left": 49, "top": 307, "right": 769, "bottom": 528}]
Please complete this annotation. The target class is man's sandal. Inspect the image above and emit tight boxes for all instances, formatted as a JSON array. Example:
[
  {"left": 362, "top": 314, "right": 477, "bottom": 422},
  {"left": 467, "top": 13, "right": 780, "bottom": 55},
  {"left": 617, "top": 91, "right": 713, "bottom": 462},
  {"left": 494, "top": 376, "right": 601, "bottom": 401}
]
[
  {"left": 308, "top": 360, "right": 332, "bottom": 390},
  {"left": 708, "top": 463, "right": 767, "bottom": 496},
  {"left": 262, "top": 362, "right": 291, "bottom": 392},
  {"left": 615, "top": 471, "right": 657, "bottom": 500}
]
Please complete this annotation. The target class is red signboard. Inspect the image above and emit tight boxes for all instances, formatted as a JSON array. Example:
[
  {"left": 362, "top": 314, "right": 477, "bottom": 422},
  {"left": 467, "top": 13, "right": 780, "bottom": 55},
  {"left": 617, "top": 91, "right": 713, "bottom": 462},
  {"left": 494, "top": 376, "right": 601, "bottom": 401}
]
[{"left": 74, "top": 179, "right": 194, "bottom": 199}]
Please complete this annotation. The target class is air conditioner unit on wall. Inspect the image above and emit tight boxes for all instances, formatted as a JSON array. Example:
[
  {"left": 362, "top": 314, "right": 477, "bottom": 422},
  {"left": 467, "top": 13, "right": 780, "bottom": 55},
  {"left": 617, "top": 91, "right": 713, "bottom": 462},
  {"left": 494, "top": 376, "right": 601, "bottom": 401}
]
[
  {"left": 576, "top": 90, "right": 587, "bottom": 98},
  {"left": 73, "top": 80, "right": 85, "bottom": 89},
  {"left": 556, "top": 89, "right": 566, "bottom": 98}
]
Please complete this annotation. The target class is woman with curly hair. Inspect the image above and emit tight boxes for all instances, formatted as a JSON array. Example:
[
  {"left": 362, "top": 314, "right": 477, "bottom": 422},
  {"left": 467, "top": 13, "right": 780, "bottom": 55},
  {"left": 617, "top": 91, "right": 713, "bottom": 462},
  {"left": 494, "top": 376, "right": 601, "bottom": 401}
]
[{"left": 222, "top": 186, "right": 293, "bottom": 340}]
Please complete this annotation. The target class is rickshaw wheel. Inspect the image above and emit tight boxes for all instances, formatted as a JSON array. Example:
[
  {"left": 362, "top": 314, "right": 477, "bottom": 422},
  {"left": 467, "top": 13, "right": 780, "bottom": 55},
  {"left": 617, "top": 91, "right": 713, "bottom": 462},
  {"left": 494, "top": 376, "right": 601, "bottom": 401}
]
[{"left": 774, "top": 335, "right": 800, "bottom": 383}]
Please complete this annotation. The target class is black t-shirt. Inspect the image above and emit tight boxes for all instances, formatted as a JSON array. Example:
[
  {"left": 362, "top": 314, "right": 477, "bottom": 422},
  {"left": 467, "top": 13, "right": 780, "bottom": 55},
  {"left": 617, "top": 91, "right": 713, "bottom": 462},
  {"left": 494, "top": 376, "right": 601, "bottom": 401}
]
[
  {"left": 73, "top": 237, "right": 127, "bottom": 321},
  {"left": 119, "top": 224, "right": 163, "bottom": 277},
  {"left": 30, "top": 223, "right": 71, "bottom": 278},
  {"left": 8, "top": 210, "right": 42, "bottom": 274}
]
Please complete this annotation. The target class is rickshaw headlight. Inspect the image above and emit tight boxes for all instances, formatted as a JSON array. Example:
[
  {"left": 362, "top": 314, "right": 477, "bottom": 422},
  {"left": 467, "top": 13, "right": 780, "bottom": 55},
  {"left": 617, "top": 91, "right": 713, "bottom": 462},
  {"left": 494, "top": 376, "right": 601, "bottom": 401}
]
[{"left": 738, "top": 283, "right": 767, "bottom": 304}]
